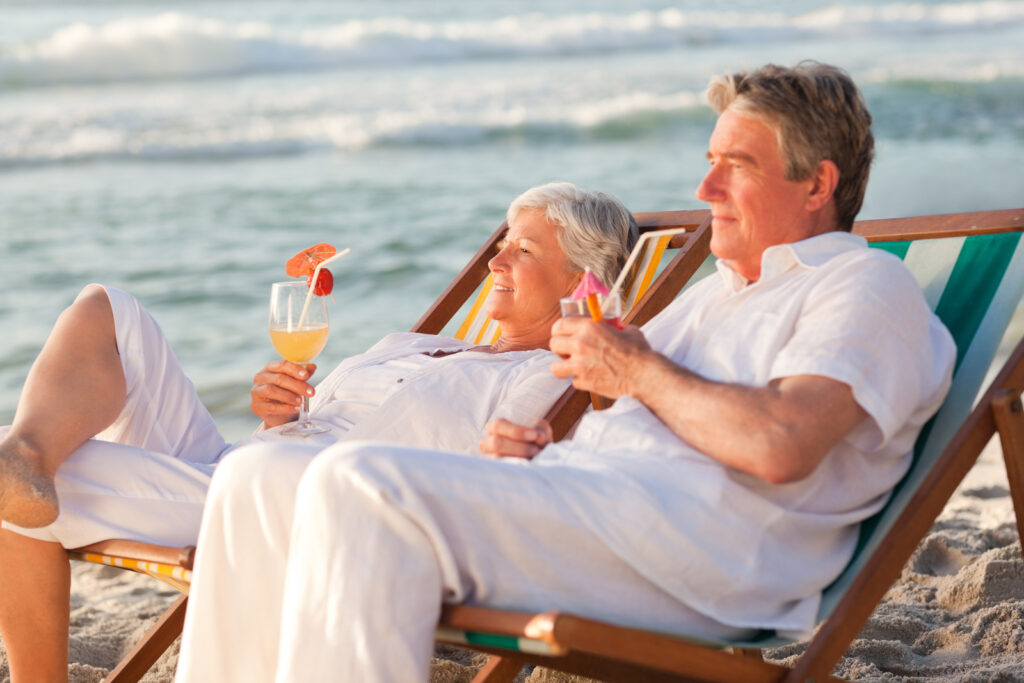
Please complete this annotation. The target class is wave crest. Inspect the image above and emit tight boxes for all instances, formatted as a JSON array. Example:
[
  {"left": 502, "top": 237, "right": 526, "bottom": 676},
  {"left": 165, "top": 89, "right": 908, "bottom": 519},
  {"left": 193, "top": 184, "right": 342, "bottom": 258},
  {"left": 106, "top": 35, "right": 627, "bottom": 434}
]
[{"left": 3, "top": 3, "right": 1024, "bottom": 88}]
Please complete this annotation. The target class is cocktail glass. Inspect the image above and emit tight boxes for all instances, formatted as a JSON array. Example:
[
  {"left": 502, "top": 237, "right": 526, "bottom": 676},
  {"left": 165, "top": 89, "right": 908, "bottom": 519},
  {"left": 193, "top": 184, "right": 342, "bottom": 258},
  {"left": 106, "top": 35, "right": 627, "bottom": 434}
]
[{"left": 268, "top": 281, "right": 330, "bottom": 436}]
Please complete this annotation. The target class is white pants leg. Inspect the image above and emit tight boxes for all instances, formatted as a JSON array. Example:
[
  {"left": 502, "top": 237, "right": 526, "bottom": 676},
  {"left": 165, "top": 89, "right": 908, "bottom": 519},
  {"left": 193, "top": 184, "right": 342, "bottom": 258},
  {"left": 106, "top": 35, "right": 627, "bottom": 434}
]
[
  {"left": 1, "top": 285, "right": 229, "bottom": 547},
  {"left": 272, "top": 442, "right": 748, "bottom": 683},
  {"left": 175, "top": 442, "right": 320, "bottom": 683}
]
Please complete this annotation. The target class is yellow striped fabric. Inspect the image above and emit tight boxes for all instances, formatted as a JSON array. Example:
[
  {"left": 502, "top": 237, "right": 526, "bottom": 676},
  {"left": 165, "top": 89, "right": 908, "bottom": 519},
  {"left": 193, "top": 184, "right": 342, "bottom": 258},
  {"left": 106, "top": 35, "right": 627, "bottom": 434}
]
[{"left": 67, "top": 550, "right": 193, "bottom": 594}]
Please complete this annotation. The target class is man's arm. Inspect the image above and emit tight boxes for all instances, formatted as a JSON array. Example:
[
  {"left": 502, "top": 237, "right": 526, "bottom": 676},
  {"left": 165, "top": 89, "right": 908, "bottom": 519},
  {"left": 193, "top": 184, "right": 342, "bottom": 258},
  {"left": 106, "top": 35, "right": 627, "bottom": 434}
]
[{"left": 549, "top": 317, "right": 867, "bottom": 484}]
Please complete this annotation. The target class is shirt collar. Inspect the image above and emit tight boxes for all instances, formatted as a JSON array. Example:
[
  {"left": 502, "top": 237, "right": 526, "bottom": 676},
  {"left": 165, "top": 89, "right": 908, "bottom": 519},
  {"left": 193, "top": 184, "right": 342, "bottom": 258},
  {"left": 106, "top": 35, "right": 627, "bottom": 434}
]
[{"left": 715, "top": 231, "right": 868, "bottom": 292}]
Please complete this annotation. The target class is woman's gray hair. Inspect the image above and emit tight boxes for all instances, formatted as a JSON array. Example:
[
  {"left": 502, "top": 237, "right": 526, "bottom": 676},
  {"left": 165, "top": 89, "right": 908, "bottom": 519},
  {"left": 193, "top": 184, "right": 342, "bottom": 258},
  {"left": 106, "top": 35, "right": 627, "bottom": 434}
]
[{"left": 506, "top": 181, "right": 639, "bottom": 289}]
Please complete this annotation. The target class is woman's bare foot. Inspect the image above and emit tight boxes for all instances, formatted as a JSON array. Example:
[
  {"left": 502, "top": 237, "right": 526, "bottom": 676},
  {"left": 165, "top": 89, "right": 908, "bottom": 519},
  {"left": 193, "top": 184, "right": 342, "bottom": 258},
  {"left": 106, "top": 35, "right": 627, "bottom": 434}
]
[{"left": 0, "top": 438, "right": 58, "bottom": 528}]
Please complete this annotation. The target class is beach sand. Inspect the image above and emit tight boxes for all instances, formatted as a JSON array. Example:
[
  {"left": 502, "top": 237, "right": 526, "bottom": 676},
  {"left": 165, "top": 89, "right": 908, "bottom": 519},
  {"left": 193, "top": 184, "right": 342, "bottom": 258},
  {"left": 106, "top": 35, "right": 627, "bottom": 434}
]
[{"left": 1, "top": 437, "right": 1022, "bottom": 683}]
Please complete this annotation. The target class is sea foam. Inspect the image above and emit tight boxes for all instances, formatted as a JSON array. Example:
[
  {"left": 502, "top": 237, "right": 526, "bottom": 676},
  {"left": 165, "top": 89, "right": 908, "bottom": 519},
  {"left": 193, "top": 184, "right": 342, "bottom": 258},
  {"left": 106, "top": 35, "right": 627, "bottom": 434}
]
[{"left": 3, "top": 3, "right": 1024, "bottom": 88}]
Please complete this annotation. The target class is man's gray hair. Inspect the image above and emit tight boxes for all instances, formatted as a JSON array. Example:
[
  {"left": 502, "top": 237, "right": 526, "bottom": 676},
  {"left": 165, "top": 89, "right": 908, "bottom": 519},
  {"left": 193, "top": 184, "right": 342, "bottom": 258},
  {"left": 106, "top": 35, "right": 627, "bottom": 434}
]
[
  {"left": 707, "top": 61, "right": 874, "bottom": 231},
  {"left": 507, "top": 182, "right": 639, "bottom": 289}
]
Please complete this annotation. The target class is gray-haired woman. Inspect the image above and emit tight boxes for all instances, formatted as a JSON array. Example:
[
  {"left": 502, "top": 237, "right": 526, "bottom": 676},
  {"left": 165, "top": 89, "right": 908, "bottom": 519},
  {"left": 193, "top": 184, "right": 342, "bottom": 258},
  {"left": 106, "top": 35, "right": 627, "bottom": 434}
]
[{"left": 0, "top": 181, "right": 636, "bottom": 682}]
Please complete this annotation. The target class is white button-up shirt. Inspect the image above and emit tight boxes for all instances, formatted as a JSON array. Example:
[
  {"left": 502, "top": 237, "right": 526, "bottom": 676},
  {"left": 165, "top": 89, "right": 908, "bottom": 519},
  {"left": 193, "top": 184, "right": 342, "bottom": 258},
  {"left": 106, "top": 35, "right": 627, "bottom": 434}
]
[{"left": 536, "top": 231, "right": 956, "bottom": 637}]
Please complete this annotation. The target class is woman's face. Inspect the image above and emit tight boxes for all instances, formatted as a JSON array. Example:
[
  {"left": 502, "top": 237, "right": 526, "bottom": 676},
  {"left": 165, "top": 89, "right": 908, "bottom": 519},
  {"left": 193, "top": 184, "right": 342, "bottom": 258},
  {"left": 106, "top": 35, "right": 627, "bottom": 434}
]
[{"left": 485, "top": 208, "right": 580, "bottom": 343}]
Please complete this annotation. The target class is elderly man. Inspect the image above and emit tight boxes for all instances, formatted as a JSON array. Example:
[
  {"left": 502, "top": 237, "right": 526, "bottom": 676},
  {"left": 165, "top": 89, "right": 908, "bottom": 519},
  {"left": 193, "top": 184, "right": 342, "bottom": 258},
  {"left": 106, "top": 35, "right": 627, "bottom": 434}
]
[{"left": 176, "top": 62, "right": 955, "bottom": 682}]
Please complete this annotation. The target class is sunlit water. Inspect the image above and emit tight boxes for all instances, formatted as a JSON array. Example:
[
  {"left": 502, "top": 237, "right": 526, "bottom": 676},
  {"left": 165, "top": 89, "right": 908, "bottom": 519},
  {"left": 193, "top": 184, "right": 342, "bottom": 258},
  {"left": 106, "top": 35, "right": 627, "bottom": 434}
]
[{"left": 1, "top": 0, "right": 1022, "bottom": 440}]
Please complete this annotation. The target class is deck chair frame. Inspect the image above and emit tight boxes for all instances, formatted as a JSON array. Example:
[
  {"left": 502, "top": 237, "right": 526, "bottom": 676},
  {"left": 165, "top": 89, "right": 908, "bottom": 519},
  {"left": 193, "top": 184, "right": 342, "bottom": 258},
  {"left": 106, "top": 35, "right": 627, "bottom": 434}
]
[
  {"left": 62, "top": 210, "right": 712, "bottom": 683},
  {"left": 436, "top": 208, "right": 1024, "bottom": 683}
]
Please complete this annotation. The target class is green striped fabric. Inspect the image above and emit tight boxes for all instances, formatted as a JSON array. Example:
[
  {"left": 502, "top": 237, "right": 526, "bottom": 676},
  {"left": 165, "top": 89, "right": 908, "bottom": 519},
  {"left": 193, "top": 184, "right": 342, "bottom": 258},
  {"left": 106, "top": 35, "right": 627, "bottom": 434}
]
[
  {"left": 437, "top": 231, "right": 1024, "bottom": 655},
  {"left": 815, "top": 232, "right": 1024, "bottom": 620}
]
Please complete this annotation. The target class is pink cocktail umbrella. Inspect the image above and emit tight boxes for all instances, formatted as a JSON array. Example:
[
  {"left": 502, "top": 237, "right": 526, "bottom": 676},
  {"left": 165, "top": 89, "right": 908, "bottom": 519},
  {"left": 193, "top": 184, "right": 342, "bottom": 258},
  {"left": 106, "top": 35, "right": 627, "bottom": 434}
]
[{"left": 571, "top": 268, "right": 609, "bottom": 322}]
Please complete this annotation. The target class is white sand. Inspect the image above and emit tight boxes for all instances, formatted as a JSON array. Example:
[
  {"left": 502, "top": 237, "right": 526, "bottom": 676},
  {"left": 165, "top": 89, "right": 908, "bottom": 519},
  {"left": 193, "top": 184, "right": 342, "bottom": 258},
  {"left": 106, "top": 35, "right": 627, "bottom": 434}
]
[{"left": 1, "top": 438, "right": 1022, "bottom": 682}]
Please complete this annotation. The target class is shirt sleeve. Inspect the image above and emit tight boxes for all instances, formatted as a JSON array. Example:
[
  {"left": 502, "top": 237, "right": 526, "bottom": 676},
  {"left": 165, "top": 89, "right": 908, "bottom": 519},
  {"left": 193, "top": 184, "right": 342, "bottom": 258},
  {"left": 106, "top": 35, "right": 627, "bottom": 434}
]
[{"left": 769, "top": 251, "right": 955, "bottom": 452}]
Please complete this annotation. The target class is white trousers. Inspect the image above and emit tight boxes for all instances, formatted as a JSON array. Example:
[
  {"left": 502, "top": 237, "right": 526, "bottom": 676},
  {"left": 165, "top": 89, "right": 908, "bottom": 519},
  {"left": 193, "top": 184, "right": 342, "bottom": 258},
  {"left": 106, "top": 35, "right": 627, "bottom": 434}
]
[
  {"left": 2, "top": 285, "right": 229, "bottom": 547},
  {"left": 176, "top": 441, "right": 750, "bottom": 683}
]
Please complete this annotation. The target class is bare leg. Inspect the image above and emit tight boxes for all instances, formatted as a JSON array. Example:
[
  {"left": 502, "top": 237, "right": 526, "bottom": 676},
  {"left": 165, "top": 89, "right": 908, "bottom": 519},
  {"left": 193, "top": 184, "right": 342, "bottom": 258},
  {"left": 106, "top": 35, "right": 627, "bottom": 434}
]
[
  {"left": 0, "top": 285, "right": 126, "bottom": 528},
  {"left": 0, "top": 528, "right": 70, "bottom": 683}
]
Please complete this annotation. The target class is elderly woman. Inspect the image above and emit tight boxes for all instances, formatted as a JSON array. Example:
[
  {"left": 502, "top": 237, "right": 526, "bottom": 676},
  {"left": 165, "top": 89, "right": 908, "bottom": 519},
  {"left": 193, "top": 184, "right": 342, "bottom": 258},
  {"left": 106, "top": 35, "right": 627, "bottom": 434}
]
[{"left": 0, "top": 181, "right": 637, "bottom": 683}]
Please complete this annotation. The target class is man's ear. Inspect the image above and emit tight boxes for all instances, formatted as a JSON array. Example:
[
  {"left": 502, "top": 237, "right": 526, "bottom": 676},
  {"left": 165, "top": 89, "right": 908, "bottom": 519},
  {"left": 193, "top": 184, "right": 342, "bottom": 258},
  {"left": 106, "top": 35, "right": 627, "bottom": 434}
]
[{"left": 806, "top": 159, "right": 840, "bottom": 212}]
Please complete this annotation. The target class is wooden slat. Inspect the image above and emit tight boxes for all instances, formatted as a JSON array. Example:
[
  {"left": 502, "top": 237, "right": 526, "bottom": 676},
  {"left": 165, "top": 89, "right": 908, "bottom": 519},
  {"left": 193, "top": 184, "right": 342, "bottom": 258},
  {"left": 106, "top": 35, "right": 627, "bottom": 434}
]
[
  {"left": 853, "top": 208, "right": 1024, "bottom": 241},
  {"left": 470, "top": 655, "right": 524, "bottom": 683},
  {"left": 992, "top": 389, "right": 1024, "bottom": 547},
  {"left": 441, "top": 605, "right": 800, "bottom": 683},
  {"left": 104, "top": 595, "right": 188, "bottom": 683}
]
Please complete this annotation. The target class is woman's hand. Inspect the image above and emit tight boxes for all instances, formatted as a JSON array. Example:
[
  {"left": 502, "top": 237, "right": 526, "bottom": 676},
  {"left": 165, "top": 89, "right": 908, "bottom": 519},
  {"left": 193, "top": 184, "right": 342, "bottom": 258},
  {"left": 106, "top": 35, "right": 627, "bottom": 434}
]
[
  {"left": 251, "top": 361, "right": 317, "bottom": 429},
  {"left": 479, "top": 418, "right": 553, "bottom": 459}
]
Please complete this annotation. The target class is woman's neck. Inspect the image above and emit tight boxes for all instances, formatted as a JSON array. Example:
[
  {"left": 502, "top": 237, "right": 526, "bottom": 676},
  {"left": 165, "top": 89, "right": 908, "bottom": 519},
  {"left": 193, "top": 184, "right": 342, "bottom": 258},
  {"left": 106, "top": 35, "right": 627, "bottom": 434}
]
[{"left": 490, "top": 337, "right": 546, "bottom": 353}]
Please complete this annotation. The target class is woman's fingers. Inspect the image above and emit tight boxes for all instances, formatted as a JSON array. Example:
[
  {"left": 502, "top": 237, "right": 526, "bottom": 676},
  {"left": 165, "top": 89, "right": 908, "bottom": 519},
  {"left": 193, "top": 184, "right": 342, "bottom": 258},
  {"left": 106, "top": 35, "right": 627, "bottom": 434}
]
[
  {"left": 478, "top": 418, "right": 553, "bottom": 459},
  {"left": 250, "top": 362, "right": 317, "bottom": 419}
]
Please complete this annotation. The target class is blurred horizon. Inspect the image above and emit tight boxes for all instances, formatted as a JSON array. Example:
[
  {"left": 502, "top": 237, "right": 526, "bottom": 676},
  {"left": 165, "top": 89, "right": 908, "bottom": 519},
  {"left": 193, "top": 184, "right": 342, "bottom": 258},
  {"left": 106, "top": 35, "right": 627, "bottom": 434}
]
[{"left": 2, "top": 0, "right": 1022, "bottom": 440}]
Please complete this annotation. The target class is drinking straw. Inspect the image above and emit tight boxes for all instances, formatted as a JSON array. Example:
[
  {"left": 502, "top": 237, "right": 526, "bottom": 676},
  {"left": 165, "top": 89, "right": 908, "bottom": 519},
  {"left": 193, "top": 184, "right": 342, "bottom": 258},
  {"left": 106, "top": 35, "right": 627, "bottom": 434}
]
[
  {"left": 586, "top": 293, "right": 603, "bottom": 322},
  {"left": 298, "top": 248, "right": 350, "bottom": 328},
  {"left": 607, "top": 227, "right": 689, "bottom": 302}
]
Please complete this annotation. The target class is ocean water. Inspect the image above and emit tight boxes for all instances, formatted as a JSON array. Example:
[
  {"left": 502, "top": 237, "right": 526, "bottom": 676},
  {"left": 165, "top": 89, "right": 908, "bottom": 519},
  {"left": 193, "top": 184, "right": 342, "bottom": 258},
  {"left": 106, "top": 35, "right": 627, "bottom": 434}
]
[{"left": 1, "top": 0, "right": 1022, "bottom": 441}]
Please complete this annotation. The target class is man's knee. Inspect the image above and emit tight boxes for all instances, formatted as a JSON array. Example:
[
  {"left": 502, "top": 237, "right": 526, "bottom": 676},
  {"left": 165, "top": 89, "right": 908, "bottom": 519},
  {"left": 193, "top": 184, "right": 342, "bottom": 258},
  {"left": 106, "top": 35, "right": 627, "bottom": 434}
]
[
  {"left": 298, "top": 442, "right": 425, "bottom": 508},
  {"left": 210, "top": 443, "right": 316, "bottom": 508}
]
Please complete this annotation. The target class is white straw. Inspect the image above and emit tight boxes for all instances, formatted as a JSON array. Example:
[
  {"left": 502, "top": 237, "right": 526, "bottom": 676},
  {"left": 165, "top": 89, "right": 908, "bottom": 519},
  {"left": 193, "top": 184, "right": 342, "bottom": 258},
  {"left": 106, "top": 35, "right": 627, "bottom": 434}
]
[
  {"left": 608, "top": 228, "right": 689, "bottom": 301},
  {"left": 298, "top": 248, "right": 350, "bottom": 328}
]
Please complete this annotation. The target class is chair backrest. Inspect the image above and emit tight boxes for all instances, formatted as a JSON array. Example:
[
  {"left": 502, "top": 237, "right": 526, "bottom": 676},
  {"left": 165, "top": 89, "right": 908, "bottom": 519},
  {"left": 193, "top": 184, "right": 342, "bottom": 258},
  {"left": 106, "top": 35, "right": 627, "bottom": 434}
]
[
  {"left": 817, "top": 210, "right": 1024, "bottom": 619},
  {"left": 412, "top": 211, "right": 711, "bottom": 341}
]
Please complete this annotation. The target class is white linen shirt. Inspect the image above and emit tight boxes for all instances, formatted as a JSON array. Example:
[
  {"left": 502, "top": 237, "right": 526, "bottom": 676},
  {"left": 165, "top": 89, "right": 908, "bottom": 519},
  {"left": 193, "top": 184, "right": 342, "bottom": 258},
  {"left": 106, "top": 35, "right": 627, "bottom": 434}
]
[
  {"left": 249, "top": 332, "right": 569, "bottom": 456},
  {"left": 535, "top": 231, "right": 955, "bottom": 637}
]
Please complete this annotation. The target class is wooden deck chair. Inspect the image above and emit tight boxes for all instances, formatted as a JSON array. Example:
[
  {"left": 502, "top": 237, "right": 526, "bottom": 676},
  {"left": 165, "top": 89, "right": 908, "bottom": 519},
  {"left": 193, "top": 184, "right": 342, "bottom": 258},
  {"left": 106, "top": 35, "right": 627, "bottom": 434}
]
[
  {"left": 62, "top": 209, "right": 712, "bottom": 683},
  {"left": 434, "top": 208, "right": 1024, "bottom": 683}
]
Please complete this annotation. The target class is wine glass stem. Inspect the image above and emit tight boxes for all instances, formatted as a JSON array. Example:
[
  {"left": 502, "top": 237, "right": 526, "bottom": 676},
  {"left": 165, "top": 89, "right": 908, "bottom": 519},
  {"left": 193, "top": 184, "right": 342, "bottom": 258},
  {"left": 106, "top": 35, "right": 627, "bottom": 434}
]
[{"left": 299, "top": 395, "right": 311, "bottom": 425}]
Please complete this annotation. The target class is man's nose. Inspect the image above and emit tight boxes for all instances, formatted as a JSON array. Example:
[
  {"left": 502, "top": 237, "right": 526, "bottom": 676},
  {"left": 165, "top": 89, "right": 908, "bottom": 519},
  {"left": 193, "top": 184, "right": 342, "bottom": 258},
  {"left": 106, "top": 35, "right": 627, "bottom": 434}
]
[{"left": 695, "top": 165, "right": 723, "bottom": 203}]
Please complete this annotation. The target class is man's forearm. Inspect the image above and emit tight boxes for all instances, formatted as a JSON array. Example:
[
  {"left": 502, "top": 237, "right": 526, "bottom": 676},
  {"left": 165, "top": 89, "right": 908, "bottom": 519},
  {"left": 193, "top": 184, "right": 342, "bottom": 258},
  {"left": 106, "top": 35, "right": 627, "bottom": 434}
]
[{"left": 625, "top": 351, "right": 864, "bottom": 484}]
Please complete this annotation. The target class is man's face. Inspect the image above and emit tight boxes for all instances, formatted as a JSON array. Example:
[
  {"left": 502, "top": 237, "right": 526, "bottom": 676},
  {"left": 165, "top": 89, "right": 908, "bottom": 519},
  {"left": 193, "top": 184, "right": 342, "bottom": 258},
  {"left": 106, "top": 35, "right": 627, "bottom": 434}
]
[{"left": 695, "top": 108, "right": 819, "bottom": 282}]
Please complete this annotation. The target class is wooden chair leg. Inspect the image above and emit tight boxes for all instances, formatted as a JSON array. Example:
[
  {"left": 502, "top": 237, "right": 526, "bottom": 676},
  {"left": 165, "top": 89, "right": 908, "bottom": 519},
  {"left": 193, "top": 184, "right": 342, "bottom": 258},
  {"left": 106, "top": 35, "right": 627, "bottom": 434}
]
[
  {"left": 104, "top": 594, "right": 188, "bottom": 683},
  {"left": 471, "top": 655, "right": 526, "bottom": 683},
  {"left": 992, "top": 389, "right": 1024, "bottom": 544}
]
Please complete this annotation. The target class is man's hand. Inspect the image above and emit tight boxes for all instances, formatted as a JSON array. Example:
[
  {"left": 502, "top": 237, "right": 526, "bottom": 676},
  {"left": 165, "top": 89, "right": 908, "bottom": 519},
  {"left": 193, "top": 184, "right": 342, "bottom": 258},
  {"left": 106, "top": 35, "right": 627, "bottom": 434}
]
[
  {"left": 549, "top": 316, "right": 652, "bottom": 399},
  {"left": 251, "top": 361, "right": 317, "bottom": 429},
  {"left": 479, "top": 418, "right": 553, "bottom": 459}
]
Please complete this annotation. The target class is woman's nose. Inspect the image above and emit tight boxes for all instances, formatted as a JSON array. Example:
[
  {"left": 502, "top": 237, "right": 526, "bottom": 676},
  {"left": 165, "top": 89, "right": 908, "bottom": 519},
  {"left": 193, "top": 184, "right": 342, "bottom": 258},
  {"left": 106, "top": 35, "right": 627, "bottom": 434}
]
[{"left": 488, "top": 248, "right": 509, "bottom": 273}]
